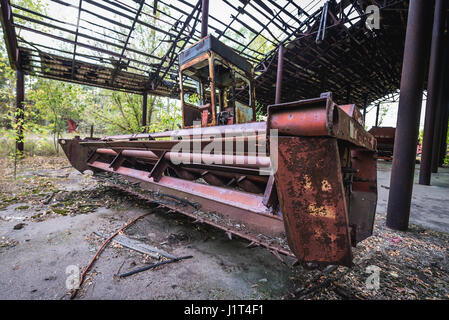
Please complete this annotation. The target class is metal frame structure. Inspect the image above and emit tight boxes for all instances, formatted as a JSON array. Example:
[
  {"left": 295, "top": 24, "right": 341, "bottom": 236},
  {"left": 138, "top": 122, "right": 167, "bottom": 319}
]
[
  {"left": 1, "top": 0, "right": 449, "bottom": 234},
  {"left": 1, "top": 0, "right": 408, "bottom": 107},
  {"left": 178, "top": 34, "right": 256, "bottom": 128},
  {"left": 59, "top": 93, "right": 377, "bottom": 266}
]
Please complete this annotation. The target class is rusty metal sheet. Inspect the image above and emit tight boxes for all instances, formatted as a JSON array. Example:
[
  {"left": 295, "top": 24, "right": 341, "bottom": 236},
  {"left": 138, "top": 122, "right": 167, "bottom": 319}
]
[
  {"left": 273, "top": 136, "right": 353, "bottom": 266},
  {"left": 347, "top": 149, "right": 377, "bottom": 242},
  {"left": 235, "top": 101, "right": 253, "bottom": 124},
  {"left": 268, "top": 98, "right": 331, "bottom": 136},
  {"left": 88, "top": 161, "right": 285, "bottom": 237},
  {"left": 267, "top": 96, "right": 376, "bottom": 151},
  {"left": 332, "top": 106, "right": 377, "bottom": 151},
  {"left": 59, "top": 137, "right": 91, "bottom": 173},
  {"left": 107, "top": 180, "right": 293, "bottom": 259},
  {"left": 339, "top": 104, "right": 364, "bottom": 126},
  {"left": 59, "top": 94, "right": 377, "bottom": 267},
  {"left": 102, "top": 121, "right": 266, "bottom": 140}
]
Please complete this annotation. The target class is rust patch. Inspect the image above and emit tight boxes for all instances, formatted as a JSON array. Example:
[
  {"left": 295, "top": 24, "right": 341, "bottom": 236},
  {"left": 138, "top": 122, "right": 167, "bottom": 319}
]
[
  {"left": 308, "top": 203, "right": 336, "bottom": 219},
  {"left": 273, "top": 136, "right": 353, "bottom": 266},
  {"left": 304, "top": 174, "right": 312, "bottom": 190},
  {"left": 321, "top": 179, "right": 332, "bottom": 192}
]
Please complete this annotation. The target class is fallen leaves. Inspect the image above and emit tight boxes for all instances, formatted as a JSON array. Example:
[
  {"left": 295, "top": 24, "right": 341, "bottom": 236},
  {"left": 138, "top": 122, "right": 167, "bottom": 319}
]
[{"left": 289, "top": 215, "right": 449, "bottom": 300}]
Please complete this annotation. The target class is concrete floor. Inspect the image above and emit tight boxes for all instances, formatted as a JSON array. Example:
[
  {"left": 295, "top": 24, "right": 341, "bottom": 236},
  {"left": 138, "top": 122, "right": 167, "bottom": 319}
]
[
  {"left": 376, "top": 161, "right": 449, "bottom": 233},
  {"left": 0, "top": 160, "right": 448, "bottom": 299},
  {"left": 0, "top": 168, "right": 296, "bottom": 300}
]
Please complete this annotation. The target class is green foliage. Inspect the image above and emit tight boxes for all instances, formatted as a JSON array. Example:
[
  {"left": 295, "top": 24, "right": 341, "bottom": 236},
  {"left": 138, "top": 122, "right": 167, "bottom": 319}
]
[
  {"left": 83, "top": 91, "right": 181, "bottom": 134},
  {"left": 26, "top": 79, "right": 88, "bottom": 154},
  {"left": 188, "top": 93, "right": 200, "bottom": 105},
  {"left": 0, "top": 50, "right": 15, "bottom": 128},
  {"left": 147, "top": 98, "right": 182, "bottom": 132},
  {"left": 255, "top": 100, "right": 266, "bottom": 121},
  {"left": 377, "top": 103, "right": 389, "bottom": 127},
  {"left": 0, "top": 2, "right": 182, "bottom": 159},
  {"left": 223, "top": 27, "right": 276, "bottom": 60},
  {"left": 0, "top": 129, "right": 57, "bottom": 157}
]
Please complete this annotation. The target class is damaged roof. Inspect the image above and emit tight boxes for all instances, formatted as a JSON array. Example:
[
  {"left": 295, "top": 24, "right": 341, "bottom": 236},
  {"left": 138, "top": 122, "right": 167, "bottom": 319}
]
[{"left": 1, "top": 0, "right": 409, "bottom": 107}]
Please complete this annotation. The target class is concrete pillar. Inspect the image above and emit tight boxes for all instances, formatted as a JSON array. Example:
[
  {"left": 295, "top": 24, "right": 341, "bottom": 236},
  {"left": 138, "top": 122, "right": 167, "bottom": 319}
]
[
  {"left": 419, "top": 0, "right": 447, "bottom": 185},
  {"left": 386, "top": 0, "right": 433, "bottom": 231},
  {"left": 16, "top": 70, "right": 24, "bottom": 154}
]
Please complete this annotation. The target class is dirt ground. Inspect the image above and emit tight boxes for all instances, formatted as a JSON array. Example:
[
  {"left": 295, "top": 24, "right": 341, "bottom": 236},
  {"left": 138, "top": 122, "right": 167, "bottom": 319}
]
[{"left": 0, "top": 156, "right": 448, "bottom": 300}]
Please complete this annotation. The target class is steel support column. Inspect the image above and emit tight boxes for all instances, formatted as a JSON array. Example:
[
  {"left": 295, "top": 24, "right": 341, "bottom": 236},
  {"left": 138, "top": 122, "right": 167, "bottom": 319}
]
[
  {"left": 16, "top": 69, "right": 24, "bottom": 154},
  {"left": 0, "top": 0, "right": 21, "bottom": 70},
  {"left": 375, "top": 103, "right": 380, "bottom": 127},
  {"left": 431, "top": 75, "right": 448, "bottom": 172},
  {"left": 201, "top": 0, "right": 209, "bottom": 38},
  {"left": 419, "top": 0, "right": 447, "bottom": 185},
  {"left": 439, "top": 102, "right": 449, "bottom": 165},
  {"left": 275, "top": 44, "right": 284, "bottom": 104},
  {"left": 432, "top": 26, "right": 449, "bottom": 173},
  {"left": 142, "top": 91, "right": 148, "bottom": 130},
  {"left": 386, "top": 0, "right": 433, "bottom": 231},
  {"left": 363, "top": 95, "right": 368, "bottom": 124}
]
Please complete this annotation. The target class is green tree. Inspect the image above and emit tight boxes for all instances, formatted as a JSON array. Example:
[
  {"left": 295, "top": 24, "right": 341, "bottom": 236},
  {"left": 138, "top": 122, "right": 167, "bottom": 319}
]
[{"left": 27, "top": 79, "right": 89, "bottom": 153}]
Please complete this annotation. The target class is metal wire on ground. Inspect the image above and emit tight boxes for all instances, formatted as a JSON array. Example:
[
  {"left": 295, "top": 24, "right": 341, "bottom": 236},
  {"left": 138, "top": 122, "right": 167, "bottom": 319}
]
[{"left": 70, "top": 212, "right": 152, "bottom": 299}]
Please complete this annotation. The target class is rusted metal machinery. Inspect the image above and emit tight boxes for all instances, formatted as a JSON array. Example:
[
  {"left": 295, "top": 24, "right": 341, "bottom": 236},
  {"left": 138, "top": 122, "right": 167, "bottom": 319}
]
[
  {"left": 59, "top": 37, "right": 377, "bottom": 267},
  {"left": 368, "top": 127, "right": 396, "bottom": 160},
  {"left": 179, "top": 35, "right": 255, "bottom": 127}
]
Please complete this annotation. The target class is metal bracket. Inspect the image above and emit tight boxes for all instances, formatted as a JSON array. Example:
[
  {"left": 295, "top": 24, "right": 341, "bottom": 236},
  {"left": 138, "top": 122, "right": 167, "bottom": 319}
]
[
  {"left": 262, "top": 175, "right": 277, "bottom": 207},
  {"left": 109, "top": 150, "right": 124, "bottom": 171},
  {"left": 149, "top": 151, "right": 169, "bottom": 182}
]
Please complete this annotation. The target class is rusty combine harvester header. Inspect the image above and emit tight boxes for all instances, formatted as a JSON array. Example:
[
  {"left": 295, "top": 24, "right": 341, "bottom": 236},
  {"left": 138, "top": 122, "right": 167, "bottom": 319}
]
[
  {"left": 60, "top": 36, "right": 377, "bottom": 267},
  {"left": 368, "top": 127, "right": 396, "bottom": 160}
]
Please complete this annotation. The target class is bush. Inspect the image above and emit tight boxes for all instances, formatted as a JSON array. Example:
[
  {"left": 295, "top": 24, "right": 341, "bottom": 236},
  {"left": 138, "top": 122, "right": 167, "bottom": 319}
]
[{"left": 0, "top": 129, "right": 61, "bottom": 158}]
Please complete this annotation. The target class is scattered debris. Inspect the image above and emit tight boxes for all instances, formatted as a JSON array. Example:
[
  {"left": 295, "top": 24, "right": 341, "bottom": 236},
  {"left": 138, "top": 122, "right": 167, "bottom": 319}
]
[
  {"left": 13, "top": 223, "right": 26, "bottom": 230},
  {"left": 288, "top": 216, "right": 449, "bottom": 300},
  {"left": 0, "top": 238, "right": 18, "bottom": 249},
  {"left": 70, "top": 212, "right": 152, "bottom": 299},
  {"left": 94, "top": 231, "right": 176, "bottom": 260},
  {"left": 1, "top": 157, "right": 448, "bottom": 300},
  {"left": 119, "top": 255, "right": 193, "bottom": 278},
  {"left": 42, "top": 192, "right": 56, "bottom": 205},
  {"left": 15, "top": 205, "right": 30, "bottom": 210},
  {"left": 167, "top": 231, "right": 190, "bottom": 243}
]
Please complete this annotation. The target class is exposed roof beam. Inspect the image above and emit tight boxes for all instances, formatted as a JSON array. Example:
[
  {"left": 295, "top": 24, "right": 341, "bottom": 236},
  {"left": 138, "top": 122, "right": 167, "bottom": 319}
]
[{"left": 0, "top": 0, "right": 20, "bottom": 70}]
